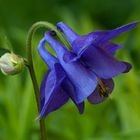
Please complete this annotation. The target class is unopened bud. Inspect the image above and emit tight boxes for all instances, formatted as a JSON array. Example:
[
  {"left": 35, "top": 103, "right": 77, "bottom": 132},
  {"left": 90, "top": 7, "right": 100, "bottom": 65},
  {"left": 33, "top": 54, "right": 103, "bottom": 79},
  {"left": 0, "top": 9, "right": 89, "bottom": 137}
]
[{"left": 0, "top": 52, "right": 24, "bottom": 75}]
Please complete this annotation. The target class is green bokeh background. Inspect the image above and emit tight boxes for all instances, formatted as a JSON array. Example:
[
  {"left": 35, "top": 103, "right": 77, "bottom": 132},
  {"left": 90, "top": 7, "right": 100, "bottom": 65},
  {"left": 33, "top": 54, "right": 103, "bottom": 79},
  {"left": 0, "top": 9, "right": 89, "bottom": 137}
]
[{"left": 0, "top": 0, "right": 140, "bottom": 139}]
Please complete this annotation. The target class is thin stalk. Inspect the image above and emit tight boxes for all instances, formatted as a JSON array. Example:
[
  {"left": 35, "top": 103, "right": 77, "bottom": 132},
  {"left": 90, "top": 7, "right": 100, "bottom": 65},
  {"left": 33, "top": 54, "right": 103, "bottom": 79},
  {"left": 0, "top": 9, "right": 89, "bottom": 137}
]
[{"left": 27, "top": 64, "right": 46, "bottom": 140}]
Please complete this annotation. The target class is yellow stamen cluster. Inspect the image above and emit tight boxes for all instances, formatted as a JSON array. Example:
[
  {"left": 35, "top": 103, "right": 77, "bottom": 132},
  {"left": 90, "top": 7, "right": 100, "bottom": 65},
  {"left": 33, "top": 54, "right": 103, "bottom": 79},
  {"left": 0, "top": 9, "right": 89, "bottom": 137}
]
[{"left": 97, "top": 78, "right": 110, "bottom": 98}]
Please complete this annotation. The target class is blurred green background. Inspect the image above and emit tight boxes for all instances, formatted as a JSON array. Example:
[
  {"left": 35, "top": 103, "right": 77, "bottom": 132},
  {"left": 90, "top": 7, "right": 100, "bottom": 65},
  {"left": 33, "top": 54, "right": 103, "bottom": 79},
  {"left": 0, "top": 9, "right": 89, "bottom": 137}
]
[{"left": 0, "top": 0, "right": 140, "bottom": 140}]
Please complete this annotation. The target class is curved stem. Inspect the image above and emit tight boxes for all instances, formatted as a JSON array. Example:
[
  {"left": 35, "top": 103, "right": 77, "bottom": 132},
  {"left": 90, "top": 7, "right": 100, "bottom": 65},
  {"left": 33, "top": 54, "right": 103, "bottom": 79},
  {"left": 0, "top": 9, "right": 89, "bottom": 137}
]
[
  {"left": 28, "top": 65, "right": 46, "bottom": 140},
  {"left": 26, "top": 21, "right": 71, "bottom": 140},
  {"left": 27, "top": 21, "right": 71, "bottom": 65}
]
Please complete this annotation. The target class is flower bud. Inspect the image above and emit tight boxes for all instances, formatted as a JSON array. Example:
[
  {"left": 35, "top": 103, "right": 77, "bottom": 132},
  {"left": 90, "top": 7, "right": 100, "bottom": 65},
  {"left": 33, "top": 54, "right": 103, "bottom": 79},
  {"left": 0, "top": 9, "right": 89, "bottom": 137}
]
[{"left": 0, "top": 52, "right": 24, "bottom": 75}]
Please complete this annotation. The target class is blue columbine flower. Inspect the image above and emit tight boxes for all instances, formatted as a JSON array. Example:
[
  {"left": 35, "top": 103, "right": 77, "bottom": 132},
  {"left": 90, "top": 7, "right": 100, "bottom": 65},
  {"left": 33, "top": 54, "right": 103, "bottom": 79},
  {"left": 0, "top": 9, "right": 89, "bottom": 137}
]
[
  {"left": 56, "top": 21, "right": 139, "bottom": 104},
  {"left": 38, "top": 21, "right": 139, "bottom": 117}
]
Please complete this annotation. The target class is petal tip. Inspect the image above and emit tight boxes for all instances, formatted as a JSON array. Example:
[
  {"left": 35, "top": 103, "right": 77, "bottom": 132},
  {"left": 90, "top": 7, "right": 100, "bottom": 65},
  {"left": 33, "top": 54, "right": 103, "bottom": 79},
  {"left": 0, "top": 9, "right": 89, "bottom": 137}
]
[{"left": 123, "top": 62, "right": 132, "bottom": 73}]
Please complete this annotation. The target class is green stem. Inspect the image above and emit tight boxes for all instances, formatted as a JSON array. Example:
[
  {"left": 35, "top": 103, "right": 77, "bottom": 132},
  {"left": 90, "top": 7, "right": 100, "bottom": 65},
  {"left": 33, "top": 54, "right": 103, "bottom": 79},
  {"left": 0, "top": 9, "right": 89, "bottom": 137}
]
[
  {"left": 28, "top": 64, "right": 46, "bottom": 140},
  {"left": 26, "top": 21, "right": 71, "bottom": 140}
]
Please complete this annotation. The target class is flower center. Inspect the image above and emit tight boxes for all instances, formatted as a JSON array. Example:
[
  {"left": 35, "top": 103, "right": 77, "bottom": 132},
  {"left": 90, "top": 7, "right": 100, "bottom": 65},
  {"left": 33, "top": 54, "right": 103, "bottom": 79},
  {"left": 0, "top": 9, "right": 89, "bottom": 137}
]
[{"left": 97, "top": 79, "right": 110, "bottom": 98}]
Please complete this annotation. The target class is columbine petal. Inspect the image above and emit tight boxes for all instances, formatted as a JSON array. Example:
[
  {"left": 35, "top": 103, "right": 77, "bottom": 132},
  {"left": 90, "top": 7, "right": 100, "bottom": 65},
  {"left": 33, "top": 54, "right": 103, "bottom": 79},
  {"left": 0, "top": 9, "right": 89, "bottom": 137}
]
[
  {"left": 62, "top": 78, "right": 84, "bottom": 114},
  {"left": 38, "top": 38, "right": 58, "bottom": 68},
  {"left": 79, "top": 46, "right": 128, "bottom": 78},
  {"left": 72, "top": 21, "right": 140, "bottom": 53},
  {"left": 39, "top": 63, "right": 69, "bottom": 118},
  {"left": 40, "top": 86, "right": 69, "bottom": 118},
  {"left": 92, "top": 21, "right": 140, "bottom": 45},
  {"left": 44, "top": 32, "right": 98, "bottom": 103},
  {"left": 40, "top": 71, "right": 49, "bottom": 107},
  {"left": 99, "top": 42, "right": 123, "bottom": 56},
  {"left": 43, "top": 63, "right": 66, "bottom": 104},
  {"left": 76, "top": 102, "right": 85, "bottom": 114},
  {"left": 122, "top": 62, "right": 132, "bottom": 73},
  {"left": 57, "top": 22, "right": 79, "bottom": 44},
  {"left": 88, "top": 79, "right": 114, "bottom": 104}
]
